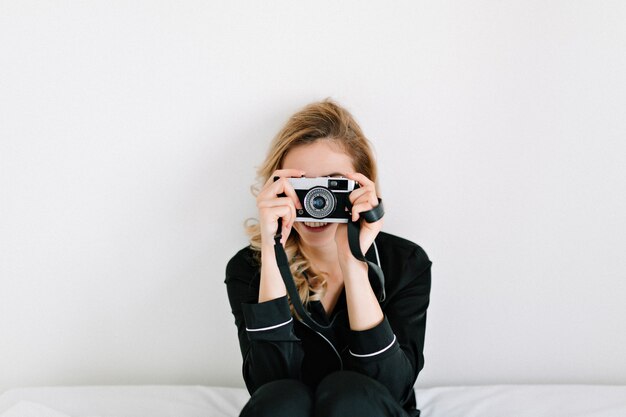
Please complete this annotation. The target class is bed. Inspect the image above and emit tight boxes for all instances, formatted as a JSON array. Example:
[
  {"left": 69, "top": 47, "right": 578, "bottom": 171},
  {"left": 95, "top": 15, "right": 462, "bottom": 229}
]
[
  {"left": 0, "top": 385, "right": 626, "bottom": 417},
  {"left": 1, "top": 384, "right": 625, "bottom": 417}
]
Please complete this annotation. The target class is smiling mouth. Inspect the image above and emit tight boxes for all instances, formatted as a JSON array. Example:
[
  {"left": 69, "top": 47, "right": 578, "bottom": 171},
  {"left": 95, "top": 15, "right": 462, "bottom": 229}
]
[{"left": 303, "top": 221, "right": 329, "bottom": 228}]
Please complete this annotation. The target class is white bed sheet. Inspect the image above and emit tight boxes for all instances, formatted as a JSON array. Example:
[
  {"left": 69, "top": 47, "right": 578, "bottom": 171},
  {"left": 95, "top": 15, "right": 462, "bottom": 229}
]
[{"left": 1, "top": 384, "right": 625, "bottom": 417}]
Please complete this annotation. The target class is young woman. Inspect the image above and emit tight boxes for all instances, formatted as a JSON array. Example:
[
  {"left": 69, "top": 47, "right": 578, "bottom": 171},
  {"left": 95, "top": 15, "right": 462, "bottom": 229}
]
[{"left": 225, "top": 99, "right": 432, "bottom": 417}]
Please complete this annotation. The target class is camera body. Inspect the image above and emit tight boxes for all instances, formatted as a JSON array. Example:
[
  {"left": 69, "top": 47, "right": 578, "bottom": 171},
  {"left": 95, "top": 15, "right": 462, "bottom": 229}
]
[{"left": 287, "top": 176, "right": 358, "bottom": 223}]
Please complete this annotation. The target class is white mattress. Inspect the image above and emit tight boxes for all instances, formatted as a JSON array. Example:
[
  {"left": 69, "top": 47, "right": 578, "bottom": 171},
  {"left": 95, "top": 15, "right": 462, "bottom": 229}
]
[{"left": 1, "top": 384, "right": 625, "bottom": 417}]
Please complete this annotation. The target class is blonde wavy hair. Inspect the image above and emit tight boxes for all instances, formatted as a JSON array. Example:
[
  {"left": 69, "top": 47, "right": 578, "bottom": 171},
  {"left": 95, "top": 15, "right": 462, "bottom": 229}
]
[{"left": 244, "top": 98, "right": 380, "bottom": 310}]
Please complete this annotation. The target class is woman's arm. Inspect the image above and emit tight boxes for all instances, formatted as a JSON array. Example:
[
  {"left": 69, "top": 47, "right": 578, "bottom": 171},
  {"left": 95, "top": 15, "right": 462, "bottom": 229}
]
[
  {"left": 335, "top": 172, "right": 432, "bottom": 404},
  {"left": 255, "top": 168, "right": 303, "bottom": 302},
  {"left": 258, "top": 243, "right": 287, "bottom": 302},
  {"left": 344, "top": 246, "right": 432, "bottom": 405},
  {"left": 224, "top": 169, "right": 305, "bottom": 393},
  {"left": 337, "top": 171, "right": 386, "bottom": 331},
  {"left": 341, "top": 257, "right": 384, "bottom": 330},
  {"left": 225, "top": 251, "right": 304, "bottom": 394}
]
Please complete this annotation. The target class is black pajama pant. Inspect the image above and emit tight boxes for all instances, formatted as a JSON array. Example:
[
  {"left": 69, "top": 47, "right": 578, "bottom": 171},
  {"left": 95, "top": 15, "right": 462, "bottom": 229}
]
[{"left": 239, "top": 371, "right": 413, "bottom": 417}]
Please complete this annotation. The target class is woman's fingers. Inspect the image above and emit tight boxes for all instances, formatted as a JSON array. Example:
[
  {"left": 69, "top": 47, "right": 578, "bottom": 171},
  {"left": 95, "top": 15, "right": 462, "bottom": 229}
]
[
  {"left": 256, "top": 169, "right": 307, "bottom": 245},
  {"left": 345, "top": 172, "right": 380, "bottom": 221},
  {"left": 257, "top": 196, "right": 296, "bottom": 209},
  {"left": 346, "top": 172, "right": 375, "bottom": 188},
  {"left": 258, "top": 197, "right": 296, "bottom": 227},
  {"left": 348, "top": 186, "right": 373, "bottom": 205},
  {"left": 261, "top": 204, "right": 293, "bottom": 232},
  {"left": 270, "top": 178, "right": 303, "bottom": 210},
  {"left": 258, "top": 188, "right": 296, "bottom": 236},
  {"left": 260, "top": 174, "right": 303, "bottom": 210},
  {"left": 350, "top": 196, "right": 380, "bottom": 221},
  {"left": 350, "top": 201, "right": 375, "bottom": 222}
]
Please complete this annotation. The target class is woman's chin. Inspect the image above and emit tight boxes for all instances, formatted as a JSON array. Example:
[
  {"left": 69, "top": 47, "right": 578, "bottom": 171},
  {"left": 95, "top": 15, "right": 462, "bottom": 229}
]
[{"left": 294, "top": 223, "right": 336, "bottom": 245}]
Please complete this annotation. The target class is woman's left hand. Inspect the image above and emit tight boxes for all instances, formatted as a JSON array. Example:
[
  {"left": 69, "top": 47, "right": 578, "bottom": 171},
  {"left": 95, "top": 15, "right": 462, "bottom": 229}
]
[{"left": 335, "top": 172, "right": 384, "bottom": 268}]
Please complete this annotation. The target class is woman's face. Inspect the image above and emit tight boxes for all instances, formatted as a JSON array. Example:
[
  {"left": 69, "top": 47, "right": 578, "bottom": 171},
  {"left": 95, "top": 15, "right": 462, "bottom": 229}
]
[{"left": 281, "top": 140, "right": 356, "bottom": 250}]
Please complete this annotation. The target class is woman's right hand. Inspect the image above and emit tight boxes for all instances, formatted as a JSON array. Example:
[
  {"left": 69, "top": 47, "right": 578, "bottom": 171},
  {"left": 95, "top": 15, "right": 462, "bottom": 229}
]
[{"left": 256, "top": 169, "right": 305, "bottom": 247}]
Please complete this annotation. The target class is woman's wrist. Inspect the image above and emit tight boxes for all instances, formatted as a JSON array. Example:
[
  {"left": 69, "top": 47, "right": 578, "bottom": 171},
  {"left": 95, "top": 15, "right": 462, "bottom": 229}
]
[
  {"left": 339, "top": 256, "right": 368, "bottom": 280},
  {"left": 261, "top": 240, "right": 276, "bottom": 253},
  {"left": 259, "top": 244, "right": 287, "bottom": 303},
  {"left": 341, "top": 258, "right": 383, "bottom": 331}
]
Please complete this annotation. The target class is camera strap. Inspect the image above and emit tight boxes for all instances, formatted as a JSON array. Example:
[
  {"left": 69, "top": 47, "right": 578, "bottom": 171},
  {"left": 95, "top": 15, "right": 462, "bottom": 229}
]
[{"left": 273, "top": 199, "right": 386, "bottom": 333}]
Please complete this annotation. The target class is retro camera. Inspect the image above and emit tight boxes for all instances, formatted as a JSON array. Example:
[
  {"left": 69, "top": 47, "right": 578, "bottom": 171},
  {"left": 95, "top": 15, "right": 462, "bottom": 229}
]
[{"left": 276, "top": 176, "right": 358, "bottom": 223}]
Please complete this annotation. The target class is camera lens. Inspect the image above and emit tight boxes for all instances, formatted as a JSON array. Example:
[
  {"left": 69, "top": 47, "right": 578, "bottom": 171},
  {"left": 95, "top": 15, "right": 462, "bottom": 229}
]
[
  {"left": 303, "top": 187, "right": 336, "bottom": 219},
  {"left": 312, "top": 195, "right": 326, "bottom": 210}
]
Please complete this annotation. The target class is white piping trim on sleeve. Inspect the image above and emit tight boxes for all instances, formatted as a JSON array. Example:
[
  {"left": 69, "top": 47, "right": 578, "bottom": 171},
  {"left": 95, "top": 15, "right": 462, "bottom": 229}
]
[
  {"left": 246, "top": 317, "right": 293, "bottom": 332},
  {"left": 349, "top": 334, "right": 397, "bottom": 358}
]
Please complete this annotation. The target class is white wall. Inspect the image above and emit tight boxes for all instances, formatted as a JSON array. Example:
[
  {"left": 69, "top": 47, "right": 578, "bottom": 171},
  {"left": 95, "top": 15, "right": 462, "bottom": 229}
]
[{"left": 1, "top": 1, "right": 625, "bottom": 393}]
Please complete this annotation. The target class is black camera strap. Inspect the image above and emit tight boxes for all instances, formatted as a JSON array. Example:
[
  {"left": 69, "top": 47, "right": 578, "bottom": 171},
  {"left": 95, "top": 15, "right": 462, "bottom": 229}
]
[{"left": 273, "top": 199, "right": 385, "bottom": 333}]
